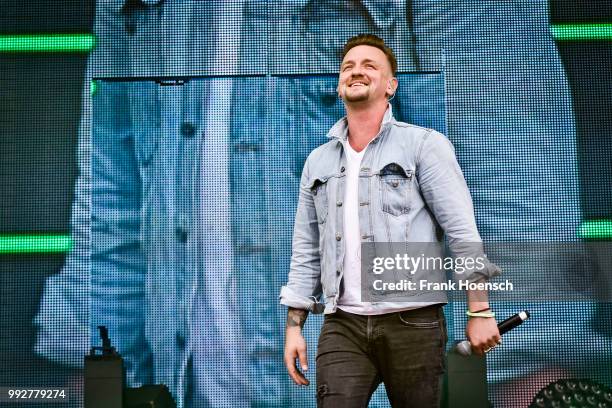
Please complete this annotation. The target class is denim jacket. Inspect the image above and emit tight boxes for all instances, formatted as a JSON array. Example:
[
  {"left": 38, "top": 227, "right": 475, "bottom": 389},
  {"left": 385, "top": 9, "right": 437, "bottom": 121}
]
[{"left": 280, "top": 106, "right": 501, "bottom": 314}]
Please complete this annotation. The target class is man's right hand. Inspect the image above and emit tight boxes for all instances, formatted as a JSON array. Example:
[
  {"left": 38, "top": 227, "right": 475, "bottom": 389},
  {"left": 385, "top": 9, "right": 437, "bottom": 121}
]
[
  {"left": 284, "top": 327, "right": 309, "bottom": 386},
  {"left": 284, "top": 308, "right": 310, "bottom": 386}
]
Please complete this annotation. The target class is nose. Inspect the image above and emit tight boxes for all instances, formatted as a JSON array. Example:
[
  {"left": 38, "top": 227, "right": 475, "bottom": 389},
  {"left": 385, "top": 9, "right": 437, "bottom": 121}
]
[{"left": 350, "top": 65, "right": 363, "bottom": 76}]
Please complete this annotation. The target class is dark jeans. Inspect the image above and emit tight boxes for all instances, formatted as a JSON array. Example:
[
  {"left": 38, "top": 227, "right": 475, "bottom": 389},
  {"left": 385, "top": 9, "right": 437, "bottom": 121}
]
[{"left": 316, "top": 305, "right": 447, "bottom": 408}]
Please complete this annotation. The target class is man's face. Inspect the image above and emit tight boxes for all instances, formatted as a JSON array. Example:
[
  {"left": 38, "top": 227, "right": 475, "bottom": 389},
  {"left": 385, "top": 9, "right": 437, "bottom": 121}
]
[{"left": 338, "top": 45, "right": 395, "bottom": 105}]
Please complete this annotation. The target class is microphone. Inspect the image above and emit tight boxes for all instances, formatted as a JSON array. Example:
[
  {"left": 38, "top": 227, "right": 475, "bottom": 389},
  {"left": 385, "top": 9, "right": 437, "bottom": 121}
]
[{"left": 455, "top": 310, "right": 530, "bottom": 356}]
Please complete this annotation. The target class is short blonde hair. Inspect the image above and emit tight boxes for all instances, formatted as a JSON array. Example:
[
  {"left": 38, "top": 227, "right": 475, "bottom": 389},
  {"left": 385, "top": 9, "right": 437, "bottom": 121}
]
[{"left": 341, "top": 34, "right": 397, "bottom": 75}]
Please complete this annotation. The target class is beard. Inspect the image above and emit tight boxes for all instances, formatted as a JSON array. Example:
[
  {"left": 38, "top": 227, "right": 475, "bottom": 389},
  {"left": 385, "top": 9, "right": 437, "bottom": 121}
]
[{"left": 343, "top": 85, "right": 370, "bottom": 102}]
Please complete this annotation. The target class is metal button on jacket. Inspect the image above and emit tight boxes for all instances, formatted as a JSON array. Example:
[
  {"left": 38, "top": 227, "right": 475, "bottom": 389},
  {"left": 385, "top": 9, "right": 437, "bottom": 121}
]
[
  {"left": 180, "top": 122, "right": 196, "bottom": 137},
  {"left": 175, "top": 227, "right": 188, "bottom": 242}
]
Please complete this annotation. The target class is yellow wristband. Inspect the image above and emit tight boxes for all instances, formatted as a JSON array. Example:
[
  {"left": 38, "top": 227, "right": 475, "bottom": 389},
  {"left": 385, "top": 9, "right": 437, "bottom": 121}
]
[{"left": 466, "top": 310, "right": 495, "bottom": 318}]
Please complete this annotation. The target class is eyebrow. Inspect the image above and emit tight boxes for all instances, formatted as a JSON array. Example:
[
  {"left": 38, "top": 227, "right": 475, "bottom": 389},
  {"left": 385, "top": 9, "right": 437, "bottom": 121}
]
[{"left": 341, "top": 58, "right": 380, "bottom": 67}]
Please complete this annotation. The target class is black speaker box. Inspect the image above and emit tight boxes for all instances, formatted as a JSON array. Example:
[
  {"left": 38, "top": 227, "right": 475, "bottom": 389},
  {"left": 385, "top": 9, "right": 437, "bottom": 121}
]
[{"left": 124, "top": 384, "right": 176, "bottom": 408}]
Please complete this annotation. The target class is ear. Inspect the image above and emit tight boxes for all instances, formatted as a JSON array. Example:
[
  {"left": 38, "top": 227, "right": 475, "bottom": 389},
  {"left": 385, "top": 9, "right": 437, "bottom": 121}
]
[{"left": 386, "top": 77, "right": 398, "bottom": 97}]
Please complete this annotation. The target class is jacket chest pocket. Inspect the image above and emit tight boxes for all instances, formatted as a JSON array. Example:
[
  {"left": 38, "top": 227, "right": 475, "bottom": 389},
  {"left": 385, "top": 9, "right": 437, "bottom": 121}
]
[
  {"left": 309, "top": 177, "right": 331, "bottom": 224},
  {"left": 379, "top": 163, "right": 413, "bottom": 216}
]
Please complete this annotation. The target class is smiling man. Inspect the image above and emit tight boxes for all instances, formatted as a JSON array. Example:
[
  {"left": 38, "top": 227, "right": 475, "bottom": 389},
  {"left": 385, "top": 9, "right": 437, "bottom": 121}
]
[{"left": 280, "top": 34, "right": 502, "bottom": 407}]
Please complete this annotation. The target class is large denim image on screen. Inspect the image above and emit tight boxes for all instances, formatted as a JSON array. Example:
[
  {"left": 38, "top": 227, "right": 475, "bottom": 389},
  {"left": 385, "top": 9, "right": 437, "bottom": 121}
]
[{"left": 85, "top": 74, "right": 445, "bottom": 408}]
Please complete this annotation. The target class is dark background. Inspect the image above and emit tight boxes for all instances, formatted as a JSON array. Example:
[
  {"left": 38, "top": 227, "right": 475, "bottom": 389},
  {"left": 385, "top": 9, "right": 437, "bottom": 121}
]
[{"left": 0, "top": 0, "right": 94, "bottom": 390}]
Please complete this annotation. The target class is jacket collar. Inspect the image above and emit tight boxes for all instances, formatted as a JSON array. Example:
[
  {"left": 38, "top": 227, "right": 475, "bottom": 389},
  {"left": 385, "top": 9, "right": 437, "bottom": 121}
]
[{"left": 326, "top": 103, "right": 395, "bottom": 141}]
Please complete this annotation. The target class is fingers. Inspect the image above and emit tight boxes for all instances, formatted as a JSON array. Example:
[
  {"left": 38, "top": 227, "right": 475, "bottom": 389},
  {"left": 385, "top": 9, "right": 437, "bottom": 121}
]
[
  {"left": 297, "top": 345, "right": 309, "bottom": 374},
  {"left": 468, "top": 335, "right": 490, "bottom": 355},
  {"left": 467, "top": 319, "right": 502, "bottom": 355},
  {"left": 486, "top": 332, "right": 503, "bottom": 351},
  {"left": 469, "top": 334, "right": 502, "bottom": 355},
  {"left": 474, "top": 335, "right": 503, "bottom": 355},
  {"left": 486, "top": 337, "right": 498, "bottom": 350},
  {"left": 472, "top": 344, "right": 485, "bottom": 356},
  {"left": 284, "top": 349, "right": 309, "bottom": 386}
]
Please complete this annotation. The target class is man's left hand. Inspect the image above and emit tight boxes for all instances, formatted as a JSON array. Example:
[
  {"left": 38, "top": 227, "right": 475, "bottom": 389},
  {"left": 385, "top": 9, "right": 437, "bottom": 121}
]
[{"left": 466, "top": 317, "right": 501, "bottom": 356}]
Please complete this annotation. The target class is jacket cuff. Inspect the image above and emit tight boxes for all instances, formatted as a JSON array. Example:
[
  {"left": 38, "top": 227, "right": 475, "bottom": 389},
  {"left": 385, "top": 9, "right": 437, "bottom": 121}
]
[
  {"left": 279, "top": 286, "right": 325, "bottom": 314},
  {"left": 464, "top": 259, "right": 503, "bottom": 283}
]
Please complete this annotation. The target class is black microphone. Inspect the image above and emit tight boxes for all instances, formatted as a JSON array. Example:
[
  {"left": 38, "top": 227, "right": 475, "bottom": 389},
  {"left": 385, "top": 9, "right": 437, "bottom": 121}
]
[
  {"left": 455, "top": 310, "right": 530, "bottom": 356},
  {"left": 497, "top": 310, "right": 530, "bottom": 335}
]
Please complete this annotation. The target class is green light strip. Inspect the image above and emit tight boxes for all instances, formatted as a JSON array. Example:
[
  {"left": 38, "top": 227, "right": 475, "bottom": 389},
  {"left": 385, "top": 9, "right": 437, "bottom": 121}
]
[
  {"left": 0, "top": 235, "right": 72, "bottom": 254},
  {"left": 551, "top": 24, "right": 612, "bottom": 41},
  {"left": 0, "top": 220, "right": 609, "bottom": 254},
  {"left": 580, "top": 220, "right": 612, "bottom": 240},
  {"left": 0, "top": 34, "right": 95, "bottom": 53},
  {"left": 0, "top": 24, "right": 606, "bottom": 53}
]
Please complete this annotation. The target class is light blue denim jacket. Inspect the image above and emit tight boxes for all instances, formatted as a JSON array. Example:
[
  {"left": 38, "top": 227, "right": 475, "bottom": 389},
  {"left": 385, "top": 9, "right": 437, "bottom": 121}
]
[{"left": 280, "top": 105, "right": 501, "bottom": 314}]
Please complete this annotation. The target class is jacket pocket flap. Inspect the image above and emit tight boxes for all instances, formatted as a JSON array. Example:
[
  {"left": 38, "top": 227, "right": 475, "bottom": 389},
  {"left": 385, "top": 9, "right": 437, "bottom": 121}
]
[
  {"left": 376, "top": 162, "right": 413, "bottom": 179},
  {"left": 305, "top": 175, "right": 332, "bottom": 190}
]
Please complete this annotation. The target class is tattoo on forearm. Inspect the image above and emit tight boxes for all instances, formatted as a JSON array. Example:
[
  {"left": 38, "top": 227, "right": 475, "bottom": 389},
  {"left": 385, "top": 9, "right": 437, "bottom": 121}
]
[{"left": 287, "top": 308, "right": 308, "bottom": 329}]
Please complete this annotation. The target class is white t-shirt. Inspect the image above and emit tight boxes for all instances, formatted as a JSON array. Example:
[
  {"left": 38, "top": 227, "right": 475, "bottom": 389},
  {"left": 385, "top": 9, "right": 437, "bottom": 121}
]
[
  {"left": 336, "top": 140, "right": 368, "bottom": 313},
  {"left": 337, "top": 140, "right": 405, "bottom": 315}
]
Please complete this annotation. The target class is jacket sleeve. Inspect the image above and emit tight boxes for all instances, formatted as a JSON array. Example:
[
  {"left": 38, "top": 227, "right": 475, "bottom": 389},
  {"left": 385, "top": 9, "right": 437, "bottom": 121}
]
[
  {"left": 34, "top": 4, "right": 153, "bottom": 385},
  {"left": 417, "top": 130, "right": 501, "bottom": 282},
  {"left": 32, "top": 65, "right": 92, "bottom": 368},
  {"left": 279, "top": 156, "right": 325, "bottom": 313},
  {"left": 88, "top": 80, "right": 154, "bottom": 387}
]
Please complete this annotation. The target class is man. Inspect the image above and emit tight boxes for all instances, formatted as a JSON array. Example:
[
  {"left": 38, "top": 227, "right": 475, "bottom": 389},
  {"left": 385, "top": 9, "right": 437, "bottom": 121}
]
[
  {"left": 280, "top": 34, "right": 502, "bottom": 407},
  {"left": 277, "top": 3, "right": 600, "bottom": 404}
]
